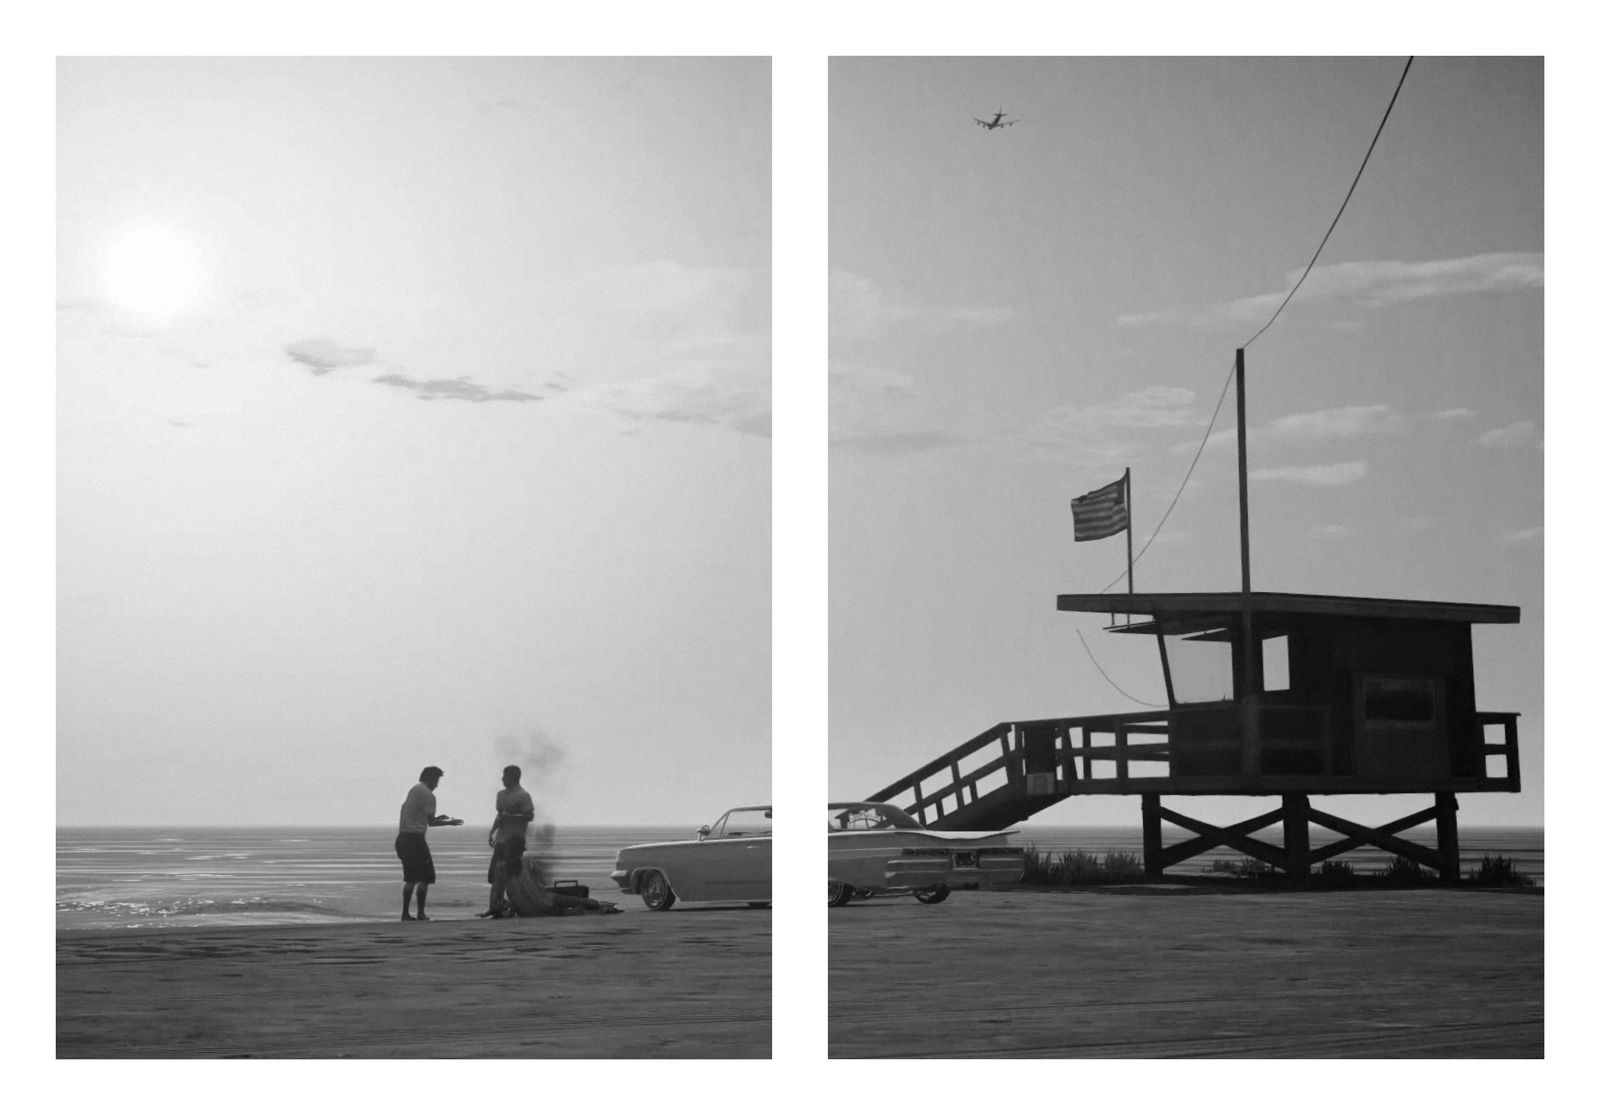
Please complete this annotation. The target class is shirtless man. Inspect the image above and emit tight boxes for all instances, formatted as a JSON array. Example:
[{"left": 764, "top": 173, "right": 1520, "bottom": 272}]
[
  {"left": 486, "top": 765, "right": 536, "bottom": 915},
  {"left": 395, "top": 766, "right": 464, "bottom": 921}
]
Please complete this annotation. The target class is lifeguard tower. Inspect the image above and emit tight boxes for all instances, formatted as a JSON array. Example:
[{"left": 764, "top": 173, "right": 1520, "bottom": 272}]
[
  {"left": 864, "top": 352, "right": 1522, "bottom": 884},
  {"left": 867, "top": 590, "right": 1520, "bottom": 883}
]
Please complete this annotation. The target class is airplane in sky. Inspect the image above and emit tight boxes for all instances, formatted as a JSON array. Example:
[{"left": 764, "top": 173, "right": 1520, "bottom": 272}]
[{"left": 974, "top": 109, "right": 1017, "bottom": 130}]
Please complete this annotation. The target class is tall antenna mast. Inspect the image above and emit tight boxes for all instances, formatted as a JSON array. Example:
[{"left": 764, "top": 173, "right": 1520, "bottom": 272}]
[{"left": 1236, "top": 347, "right": 1259, "bottom": 774}]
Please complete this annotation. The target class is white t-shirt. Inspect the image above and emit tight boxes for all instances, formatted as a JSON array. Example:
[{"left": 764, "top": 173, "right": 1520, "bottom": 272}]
[
  {"left": 495, "top": 785, "right": 535, "bottom": 843},
  {"left": 398, "top": 782, "right": 436, "bottom": 834}
]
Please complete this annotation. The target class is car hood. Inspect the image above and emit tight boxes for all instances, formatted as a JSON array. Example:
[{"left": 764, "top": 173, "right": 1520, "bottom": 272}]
[
  {"left": 828, "top": 828, "right": 1018, "bottom": 842},
  {"left": 619, "top": 835, "right": 771, "bottom": 853}
]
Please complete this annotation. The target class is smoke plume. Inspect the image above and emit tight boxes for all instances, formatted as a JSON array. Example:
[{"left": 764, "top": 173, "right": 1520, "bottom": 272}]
[
  {"left": 494, "top": 728, "right": 566, "bottom": 856},
  {"left": 494, "top": 728, "right": 565, "bottom": 782}
]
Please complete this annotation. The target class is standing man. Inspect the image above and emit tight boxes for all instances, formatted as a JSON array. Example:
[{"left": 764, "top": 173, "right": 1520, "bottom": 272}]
[
  {"left": 395, "top": 766, "right": 463, "bottom": 922},
  {"left": 486, "top": 765, "right": 536, "bottom": 916}
]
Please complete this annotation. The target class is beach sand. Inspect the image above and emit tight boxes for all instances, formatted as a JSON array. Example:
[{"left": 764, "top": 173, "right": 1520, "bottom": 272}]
[
  {"left": 830, "top": 884, "right": 1542, "bottom": 1058},
  {"left": 58, "top": 908, "right": 771, "bottom": 1058}
]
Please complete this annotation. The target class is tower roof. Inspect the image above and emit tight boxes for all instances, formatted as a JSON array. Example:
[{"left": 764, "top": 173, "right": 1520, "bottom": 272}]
[{"left": 1057, "top": 591, "right": 1519, "bottom": 635}]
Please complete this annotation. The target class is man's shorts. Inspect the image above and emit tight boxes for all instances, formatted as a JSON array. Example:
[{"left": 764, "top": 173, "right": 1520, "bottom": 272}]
[
  {"left": 394, "top": 832, "right": 435, "bottom": 884},
  {"left": 488, "top": 837, "right": 527, "bottom": 884}
]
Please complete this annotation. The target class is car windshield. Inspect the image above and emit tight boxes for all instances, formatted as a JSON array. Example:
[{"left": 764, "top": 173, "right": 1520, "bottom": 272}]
[
  {"left": 709, "top": 807, "right": 772, "bottom": 838},
  {"left": 827, "top": 803, "right": 923, "bottom": 831}
]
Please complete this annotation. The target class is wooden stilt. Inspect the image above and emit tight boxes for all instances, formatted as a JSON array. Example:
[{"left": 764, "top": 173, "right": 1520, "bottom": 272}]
[
  {"left": 1305, "top": 803, "right": 1443, "bottom": 866},
  {"left": 1435, "top": 791, "right": 1460, "bottom": 884},
  {"left": 1282, "top": 792, "right": 1311, "bottom": 886},
  {"left": 1142, "top": 793, "right": 1164, "bottom": 878},
  {"left": 1157, "top": 803, "right": 1286, "bottom": 868}
]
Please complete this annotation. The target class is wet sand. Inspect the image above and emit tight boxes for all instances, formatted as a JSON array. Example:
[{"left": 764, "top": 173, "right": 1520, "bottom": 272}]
[
  {"left": 830, "top": 885, "right": 1542, "bottom": 1058},
  {"left": 58, "top": 907, "right": 770, "bottom": 1058}
]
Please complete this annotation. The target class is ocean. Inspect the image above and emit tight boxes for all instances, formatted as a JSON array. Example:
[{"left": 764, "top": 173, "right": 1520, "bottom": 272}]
[
  {"left": 56, "top": 823, "right": 691, "bottom": 932},
  {"left": 1013, "top": 823, "right": 1544, "bottom": 885},
  {"left": 58, "top": 822, "right": 1544, "bottom": 933}
]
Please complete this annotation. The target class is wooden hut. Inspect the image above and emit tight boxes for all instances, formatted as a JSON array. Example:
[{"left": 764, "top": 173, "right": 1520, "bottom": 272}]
[{"left": 868, "top": 590, "right": 1520, "bottom": 883}]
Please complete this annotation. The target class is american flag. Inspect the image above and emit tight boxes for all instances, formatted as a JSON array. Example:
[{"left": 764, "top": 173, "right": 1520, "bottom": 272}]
[{"left": 1071, "top": 477, "right": 1129, "bottom": 541}]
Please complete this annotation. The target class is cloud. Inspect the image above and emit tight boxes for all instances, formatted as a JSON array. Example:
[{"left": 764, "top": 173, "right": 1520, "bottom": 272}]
[
  {"left": 832, "top": 270, "right": 1016, "bottom": 340},
  {"left": 586, "top": 261, "right": 755, "bottom": 340},
  {"left": 371, "top": 374, "right": 543, "bottom": 404},
  {"left": 592, "top": 362, "right": 771, "bottom": 438},
  {"left": 286, "top": 339, "right": 377, "bottom": 375},
  {"left": 1065, "top": 386, "right": 1203, "bottom": 430},
  {"left": 1027, "top": 386, "right": 1210, "bottom": 469},
  {"left": 277, "top": 260, "right": 770, "bottom": 430},
  {"left": 569, "top": 262, "right": 769, "bottom": 436},
  {"left": 831, "top": 272, "right": 889, "bottom": 339},
  {"left": 1195, "top": 405, "right": 1406, "bottom": 455},
  {"left": 1119, "top": 252, "right": 1543, "bottom": 330},
  {"left": 1307, "top": 253, "right": 1543, "bottom": 306},
  {"left": 1478, "top": 420, "right": 1539, "bottom": 449},
  {"left": 1263, "top": 405, "right": 1406, "bottom": 441},
  {"left": 1432, "top": 407, "right": 1477, "bottom": 423},
  {"left": 829, "top": 361, "right": 978, "bottom": 456},
  {"left": 1502, "top": 527, "right": 1542, "bottom": 546},
  {"left": 942, "top": 306, "right": 1017, "bottom": 329},
  {"left": 1250, "top": 461, "right": 1367, "bottom": 486},
  {"left": 830, "top": 429, "right": 973, "bottom": 455},
  {"left": 286, "top": 338, "right": 549, "bottom": 405},
  {"left": 829, "top": 362, "right": 923, "bottom": 421},
  {"left": 1251, "top": 405, "right": 1404, "bottom": 445}
]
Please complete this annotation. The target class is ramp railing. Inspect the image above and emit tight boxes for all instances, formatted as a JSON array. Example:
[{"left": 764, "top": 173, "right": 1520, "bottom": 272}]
[
  {"left": 1477, "top": 712, "right": 1520, "bottom": 791},
  {"left": 868, "top": 707, "right": 1518, "bottom": 831},
  {"left": 868, "top": 711, "right": 1178, "bottom": 830},
  {"left": 867, "top": 722, "right": 1024, "bottom": 829}
]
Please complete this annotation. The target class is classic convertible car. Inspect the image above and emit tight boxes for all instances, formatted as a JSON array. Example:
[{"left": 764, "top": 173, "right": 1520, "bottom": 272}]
[
  {"left": 610, "top": 806, "right": 772, "bottom": 911},
  {"left": 827, "top": 801, "right": 1024, "bottom": 907}
]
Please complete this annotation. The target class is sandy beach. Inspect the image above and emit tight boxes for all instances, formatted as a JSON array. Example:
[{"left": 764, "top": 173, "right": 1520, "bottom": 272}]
[
  {"left": 830, "top": 884, "right": 1542, "bottom": 1058},
  {"left": 58, "top": 908, "right": 771, "bottom": 1058}
]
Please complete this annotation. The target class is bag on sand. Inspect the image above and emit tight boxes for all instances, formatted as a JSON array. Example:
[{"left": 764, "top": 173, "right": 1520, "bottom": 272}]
[{"left": 504, "top": 853, "right": 619, "bottom": 917}]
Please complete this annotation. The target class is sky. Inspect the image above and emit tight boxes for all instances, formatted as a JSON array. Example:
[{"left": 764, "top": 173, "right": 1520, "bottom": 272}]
[
  {"left": 56, "top": 57, "right": 771, "bottom": 827},
  {"left": 829, "top": 57, "right": 1544, "bottom": 827}
]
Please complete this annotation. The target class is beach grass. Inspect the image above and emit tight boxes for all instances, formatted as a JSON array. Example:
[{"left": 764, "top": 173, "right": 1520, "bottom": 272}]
[
  {"left": 1469, "top": 853, "right": 1534, "bottom": 887},
  {"left": 1021, "top": 844, "right": 1539, "bottom": 891},
  {"left": 1019, "top": 845, "right": 1145, "bottom": 886}
]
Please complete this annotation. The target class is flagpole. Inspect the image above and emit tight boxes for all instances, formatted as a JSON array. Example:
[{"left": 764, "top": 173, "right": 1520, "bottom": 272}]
[{"left": 1123, "top": 467, "right": 1133, "bottom": 627}]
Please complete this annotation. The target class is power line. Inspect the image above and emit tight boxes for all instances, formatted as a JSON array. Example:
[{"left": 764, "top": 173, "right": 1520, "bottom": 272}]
[
  {"left": 1099, "top": 355, "right": 1234, "bottom": 594},
  {"left": 1096, "top": 55, "right": 1415, "bottom": 594},
  {"left": 1081, "top": 58, "right": 1416, "bottom": 700},
  {"left": 1075, "top": 630, "right": 1164, "bottom": 707},
  {"left": 1241, "top": 55, "right": 1414, "bottom": 351}
]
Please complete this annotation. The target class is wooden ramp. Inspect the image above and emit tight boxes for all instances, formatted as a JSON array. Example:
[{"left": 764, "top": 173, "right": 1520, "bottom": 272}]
[{"left": 867, "top": 708, "right": 1521, "bottom": 884}]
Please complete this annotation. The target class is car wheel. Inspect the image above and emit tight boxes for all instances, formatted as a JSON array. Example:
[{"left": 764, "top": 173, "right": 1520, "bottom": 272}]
[
  {"left": 912, "top": 885, "right": 950, "bottom": 904},
  {"left": 827, "top": 882, "right": 852, "bottom": 907},
  {"left": 639, "top": 870, "right": 677, "bottom": 911}
]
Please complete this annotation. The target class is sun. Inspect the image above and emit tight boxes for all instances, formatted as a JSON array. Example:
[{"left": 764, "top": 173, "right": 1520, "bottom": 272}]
[{"left": 103, "top": 224, "right": 203, "bottom": 319}]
